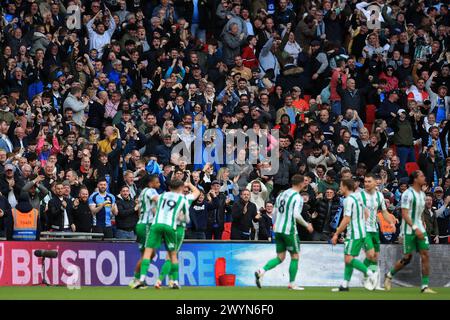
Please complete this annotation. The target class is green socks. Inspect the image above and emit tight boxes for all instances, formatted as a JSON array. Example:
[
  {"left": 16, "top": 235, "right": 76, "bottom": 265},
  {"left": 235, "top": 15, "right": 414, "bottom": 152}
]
[
  {"left": 170, "top": 263, "right": 179, "bottom": 281},
  {"left": 134, "top": 271, "right": 139, "bottom": 280},
  {"left": 421, "top": 275, "right": 429, "bottom": 288},
  {"left": 139, "top": 259, "right": 150, "bottom": 282},
  {"left": 350, "top": 259, "right": 368, "bottom": 275},
  {"left": 289, "top": 259, "right": 299, "bottom": 283},
  {"left": 263, "top": 257, "right": 282, "bottom": 271},
  {"left": 364, "top": 258, "right": 378, "bottom": 272},
  {"left": 344, "top": 264, "right": 354, "bottom": 281},
  {"left": 389, "top": 268, "right": 397, "bottom": 276},
  {"left": 159, "top": 260, "right": 172, "bottom": 281}
]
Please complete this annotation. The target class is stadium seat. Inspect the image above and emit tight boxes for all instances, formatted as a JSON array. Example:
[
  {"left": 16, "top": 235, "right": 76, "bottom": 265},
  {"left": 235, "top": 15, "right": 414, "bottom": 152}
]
[
  {"left": 303, "top": 95, "right": 311, "bottom": 103},
  {"left": 215, "top": 258, "right": 226, "bottom": 286},
  {"left": 365, "top": 104, "right": 376, "bottom": 124},
  {"left": 222, "top": 222, "right": 231, "bottom": 240},
  {"left": 405, "top": 162, "right": 420, "bottom": 175}
]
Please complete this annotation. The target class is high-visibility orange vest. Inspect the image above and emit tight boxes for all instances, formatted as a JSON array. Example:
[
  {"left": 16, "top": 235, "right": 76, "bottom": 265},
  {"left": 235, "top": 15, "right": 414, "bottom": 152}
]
[
  {"left": 12, "top": 208, "right": 38, "bottom": 241},
  {"left": 377, "top": 211, "right": 396, "bottom": 234}
]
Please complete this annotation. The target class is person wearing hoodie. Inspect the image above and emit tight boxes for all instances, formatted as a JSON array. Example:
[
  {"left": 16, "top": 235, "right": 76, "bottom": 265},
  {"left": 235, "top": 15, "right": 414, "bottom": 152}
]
[
  {"left": 188, "top": 191, "right": 215, "bottom": 240},
  {"left": 246, "top": 179, "right": 268, "bottom": 211},
  {"left": 222, "top": 22, "right": 247, "bottom": 66},
  {"left": 63, "top": 86, "right": 90, "bottom": 127},
  {"left": 222, "top": 3, "right": 248, "bottom": 37},
  {"left": 11, "top": 192, "right": 40, "bottom": 240},
  {"left": 30, "top": 25, "right": 50, "bottom": 56},
  {"left": 22, "top": 174, "right": 49, "bottom": 210},
  {"left": 115, "top": 185, "right": 139, "bottom": 239}
]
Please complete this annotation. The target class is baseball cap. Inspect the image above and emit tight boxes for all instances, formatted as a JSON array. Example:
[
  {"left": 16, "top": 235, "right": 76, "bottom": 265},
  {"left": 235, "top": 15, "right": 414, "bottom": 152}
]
[
  {"left": 435, "top": 186, "right": 444, "bottom": 192},
  {"left": 311, "top": 40, "right": 321, "bottom": 47},
  {"left": 4, "top": 164, "right": 15, "bottom": 172},
  {"left": 251, "top": 67, "right": 261, "bottom": 73},
  {"left": 211, "top": 180, "right": 220, "bottom": 186},
  {"left": 397, "top": 109, "right": 407, "bottom": 115},
  {"left": 327, "top": 169, "right": 337, "bottom": 178},
  {"left": 390, "top": 89, "right": 400, "bottom": 95}
]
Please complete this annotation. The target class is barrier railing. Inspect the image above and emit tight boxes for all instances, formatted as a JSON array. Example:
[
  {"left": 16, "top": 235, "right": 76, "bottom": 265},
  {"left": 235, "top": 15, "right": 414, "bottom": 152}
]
[{"left": 40, "top": 232, "right": 104, "bottom": 240}]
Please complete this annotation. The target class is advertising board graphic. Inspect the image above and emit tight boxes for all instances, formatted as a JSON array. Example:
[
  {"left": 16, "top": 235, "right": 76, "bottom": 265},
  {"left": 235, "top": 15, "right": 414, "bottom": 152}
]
[{"left": 0, "top": 242, "right": 448, "bottom": 287}]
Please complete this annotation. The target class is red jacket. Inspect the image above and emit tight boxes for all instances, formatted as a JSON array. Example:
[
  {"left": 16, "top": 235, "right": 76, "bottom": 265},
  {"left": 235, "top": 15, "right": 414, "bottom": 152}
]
[
  {"left": 241, "top": 46, "right": 259, "bottom": 69},
  {"left": 378, "top": 72, "right": 399, "bottom": 92}
]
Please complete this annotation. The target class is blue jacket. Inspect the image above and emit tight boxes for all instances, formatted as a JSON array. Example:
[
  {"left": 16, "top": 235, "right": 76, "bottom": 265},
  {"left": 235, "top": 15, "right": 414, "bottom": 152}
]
[{"left": 0, "top": 138, "right": 12, "bottom": 153}]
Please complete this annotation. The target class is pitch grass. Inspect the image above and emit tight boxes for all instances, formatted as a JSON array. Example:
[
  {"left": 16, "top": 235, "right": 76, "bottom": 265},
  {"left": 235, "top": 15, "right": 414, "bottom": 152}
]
[{"left": 0, "top": 286, "right": 449, "bottom": 300}]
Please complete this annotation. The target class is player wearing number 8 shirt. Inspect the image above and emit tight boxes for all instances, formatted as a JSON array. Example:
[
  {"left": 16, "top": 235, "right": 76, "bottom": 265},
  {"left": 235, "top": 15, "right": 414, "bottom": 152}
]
[
  {"left": 255, "top": 175, "right": 314, "bottom": 290},
  {"left": 384, "top": 170, "right": 436, "bottom": 294},
  {"left": 131, "top": 179, "right": 200, "bottom": 289}
]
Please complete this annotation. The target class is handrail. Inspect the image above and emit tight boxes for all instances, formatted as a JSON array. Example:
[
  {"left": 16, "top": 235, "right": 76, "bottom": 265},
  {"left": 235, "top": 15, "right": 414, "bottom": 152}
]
[{"left": 40, "top": 232, "right": 104, "bottom": 237}]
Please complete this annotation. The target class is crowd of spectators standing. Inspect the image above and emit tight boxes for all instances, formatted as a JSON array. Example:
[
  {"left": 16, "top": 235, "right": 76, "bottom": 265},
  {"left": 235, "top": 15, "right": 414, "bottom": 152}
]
[{"left": 0, "top": 0, "right": 448, "bottom": 244}]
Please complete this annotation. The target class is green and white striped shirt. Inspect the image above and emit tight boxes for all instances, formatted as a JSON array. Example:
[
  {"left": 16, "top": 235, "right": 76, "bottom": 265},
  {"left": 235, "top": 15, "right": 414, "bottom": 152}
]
[
  {"left": 154, "top": 192, "right": 191, "bottom": 230},
  {"left": 273, "top": 189, "right": 306, "bottom": 235},
  {"left": 344, "top": 192, "right": 366, "bottom": 240},
  {"left": 400, "top": 187, "right": 426, "bottom": 235},
  {"left": 360, "top": 189, "right": 386, "bottom": 232},
  {"left": 137, "top": 188, "right": 158, "bottom": 225},
  {"left": 177, "top": 194, "right": 195, "bottom": 228}
]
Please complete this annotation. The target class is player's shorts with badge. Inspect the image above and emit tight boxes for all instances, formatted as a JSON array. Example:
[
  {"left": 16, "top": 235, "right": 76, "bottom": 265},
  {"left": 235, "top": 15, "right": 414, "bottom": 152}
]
[
  {"left": 145, "top": 224, "right": 176, "bottom": 251},
  {"left": 136, "top": 223, "right": 151, "bottom": 251},
  {"left": 403, "top": 233, "right": 430, "bottom": 254},
  {"left": 364, "top": 232, "right": 380, "bottom": 252},
  {"left": 274, "top": 232, "right": 300, "bottom": 253},
  {"left": 344, "top": 238, "right": 365, "bottom": 256}
]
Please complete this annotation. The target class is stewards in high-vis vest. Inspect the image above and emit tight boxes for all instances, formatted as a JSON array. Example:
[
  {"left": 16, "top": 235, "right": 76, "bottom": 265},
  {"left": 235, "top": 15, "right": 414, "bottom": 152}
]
[{"left": 12, "top": 193, "right": 40, "bottom": 241}]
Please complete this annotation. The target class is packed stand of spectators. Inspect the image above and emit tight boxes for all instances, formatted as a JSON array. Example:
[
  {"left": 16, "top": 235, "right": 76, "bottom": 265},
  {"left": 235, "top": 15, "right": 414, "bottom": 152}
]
[{"left": 0, "top": 0, "right": 448, "bottom": 244}]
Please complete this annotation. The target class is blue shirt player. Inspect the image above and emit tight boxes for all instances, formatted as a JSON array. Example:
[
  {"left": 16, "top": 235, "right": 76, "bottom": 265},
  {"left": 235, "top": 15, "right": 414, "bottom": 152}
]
[{"left": 89, "top": 178, "right": 118, "bottom": 238}]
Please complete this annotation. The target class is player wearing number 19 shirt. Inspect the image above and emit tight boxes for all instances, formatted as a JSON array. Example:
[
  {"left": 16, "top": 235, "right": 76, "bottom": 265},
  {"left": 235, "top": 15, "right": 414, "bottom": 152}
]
[
  {"left": 131, "top": 179, "right": 200, "bottom": 289},
  {"left": 154, "top": 188, "right": 196, "bottom": 289},
  {"left": 255, "top": 175, "right": 314, "bottom": 290}
]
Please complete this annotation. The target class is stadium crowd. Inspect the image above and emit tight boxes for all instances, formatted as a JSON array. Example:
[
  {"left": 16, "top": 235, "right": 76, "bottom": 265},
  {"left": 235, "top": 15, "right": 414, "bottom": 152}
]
[{"left": 0, "top": 0, "right": 448, "bottom": 244}]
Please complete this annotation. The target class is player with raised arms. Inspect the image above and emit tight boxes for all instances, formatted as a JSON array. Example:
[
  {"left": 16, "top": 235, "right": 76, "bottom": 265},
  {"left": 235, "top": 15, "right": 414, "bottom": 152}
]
[
  {"left": 254, "top": 174, "right": 314, "bottom": 290},
  {"left": 129, "top": 174, "right": 160, "bottom": 288},
  {"left": 331, "top": 178, "right": 378, "bottom": 292},
  {"left": 154, "top": 175, "right": 197, "bottom": 289},
  {"left": 360, "top": 173, "right": 396, "bottom": 290},
  {"left": 384, "top": 170, "right": 436, "bottom": 294},
  {"left": 131, "top": 178, "right": 200, "bottom": 289}
]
